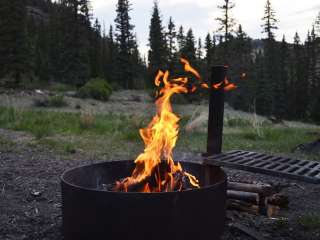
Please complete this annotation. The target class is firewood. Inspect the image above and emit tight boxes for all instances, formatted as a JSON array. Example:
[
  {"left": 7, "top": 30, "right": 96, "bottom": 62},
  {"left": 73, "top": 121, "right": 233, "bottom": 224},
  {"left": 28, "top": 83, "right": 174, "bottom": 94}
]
[
  {"left": 227, "top": 199, "right": 259, "bottom": 215},
  {"left": 227, "top": 190, "right": 258, "bottom": 204},
  {"left": 107, "top": 159, "right": 199, "bottom": 192},
  {"left": 266, "top": 205, "right": 280, "bottom": 218},
  {"left": 228, "top": 181, "right": 274, "bottom": 196},
  {"left": 227, "top": 199, "right": 280, "bottom": 217},
  {"left": 267, "top": 194, "right": 289, "bottom": 207}
]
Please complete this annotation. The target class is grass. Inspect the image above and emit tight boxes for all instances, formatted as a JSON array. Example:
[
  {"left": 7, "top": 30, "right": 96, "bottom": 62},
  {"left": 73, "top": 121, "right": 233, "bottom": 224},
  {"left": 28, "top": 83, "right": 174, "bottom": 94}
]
[
  {"left": 0, "top": 106, "right": 138, "bottom": 146},
  {"left": 0, "top": 106, "right": 319, "bottom": 160},
  {"left": 177, "top": 122, "right": 320, "bottom": 161},
  {"left": 0, "top": 106, "right": 138, "bottom": 138},
  {"left": 37, "top": 138, "right": 77, "bottom": 154}
]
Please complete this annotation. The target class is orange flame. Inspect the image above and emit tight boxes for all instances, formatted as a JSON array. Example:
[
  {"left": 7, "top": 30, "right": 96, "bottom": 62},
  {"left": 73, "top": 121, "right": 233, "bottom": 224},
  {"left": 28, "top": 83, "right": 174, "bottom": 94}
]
[
  {"left": 181, "top": 58, "right": 201, "bottom": 80},
  {"left": 114, "top": 59, "right": 240, "bottom": 193},
  {"left": 114, "top": 59, "right": 201, "bottom": 192}
]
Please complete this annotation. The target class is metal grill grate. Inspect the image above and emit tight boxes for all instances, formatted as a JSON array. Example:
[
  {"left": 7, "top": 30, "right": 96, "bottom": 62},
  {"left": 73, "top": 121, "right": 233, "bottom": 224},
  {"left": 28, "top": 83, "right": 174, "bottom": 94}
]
[{"left": 204, "top": 150, "right": 320, "bottom": 184}]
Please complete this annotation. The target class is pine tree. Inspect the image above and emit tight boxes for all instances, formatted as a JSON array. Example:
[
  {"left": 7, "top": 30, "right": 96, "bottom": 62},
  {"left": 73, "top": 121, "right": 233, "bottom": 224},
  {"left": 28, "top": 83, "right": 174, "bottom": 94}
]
[
  {"left": 204, "top": 33, "right": 212, "bottom": 67},
  {"left": 255, "top": 50, "right": 273, "bottom": 115},
  {"left": 305, "top": 28, "right": 316, "bottom": 118},
  {"left": 114, "top": 0, "right": 136, "bottom": 89},
  {"left": 202, "top": 33, "right": 216, "bottom": 80},
  {"left": 216, "top": 0, "right": 235, "bottom": 42},
  {"left": 54, "top": 0, "right": 92, "bottom": 86},
  {"left": 274, "top": 35, "right": 289, "bottom": 119},
  {"left": 229, "top": 25, "right": 253, "bottom": 110},
  {"left": 216, "top": 0, "right": 235, "bottom": 62},
  {"left": 103, "top": 25, "right": 118, "bottom": 82},
  {"left": 177, "top": 26, "right": 185, "bottom": 53},
  {"left": 310, "top": 14, "right": 320, "bottom": 122},
  {"left": 315, "top": 12, "right": 320, "bottom": 36},
  {"left": 0, "top": 0, "right": 30, "bottom": 87},
  {"left": 196, "top": 37, "right": 205, "bottom": 79},
  {"left": 260, "top": 0, "right": 279, "bottom": 116},
  {"left": 289, "top": 32, "right": 309, "bottom": 119},
  {"left": 181, "top": 28, "right": 196, "bottom": 62},
  {"left": 132, "top": 34, "right": 148, "bottom": 89},
  {"left": 148, "top": 1, "right": 168, "bottom": 85},
  {"left": 196, "top": 38, "right": 203, "bottom": 61},
  {"left": 310, "top": 27, "right": 317, "bottom": 89},
  {"left": 91, "top": 19, "right": 103, "bottom": 78},
  {"left": 166, "top": 17, "right": 177, "bottom": 70},
  {"left": 261, "top": 0, "right": 278, "bottom": 39},
  {"left": 313, "top": 14, "right": 320, "bottom": 88}
]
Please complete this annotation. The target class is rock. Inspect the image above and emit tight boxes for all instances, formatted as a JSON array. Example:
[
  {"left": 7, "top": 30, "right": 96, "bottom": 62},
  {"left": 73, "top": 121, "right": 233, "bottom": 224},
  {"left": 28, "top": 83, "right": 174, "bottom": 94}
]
[
  {"left": 30, "top": 189, "right": 42, "bottom": 197},
  {"left": 35, "top": 89, "right": 44, "bottom": 95},
  {"left": 293, "top": 139, "right": 320, "bottom": 154}
]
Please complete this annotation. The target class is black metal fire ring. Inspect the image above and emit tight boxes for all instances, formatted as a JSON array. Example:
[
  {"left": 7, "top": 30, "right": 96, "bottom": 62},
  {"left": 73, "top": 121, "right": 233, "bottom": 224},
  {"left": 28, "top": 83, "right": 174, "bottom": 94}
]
[{"left": 61, "top": 160, "right": 227, "bottom": 240}]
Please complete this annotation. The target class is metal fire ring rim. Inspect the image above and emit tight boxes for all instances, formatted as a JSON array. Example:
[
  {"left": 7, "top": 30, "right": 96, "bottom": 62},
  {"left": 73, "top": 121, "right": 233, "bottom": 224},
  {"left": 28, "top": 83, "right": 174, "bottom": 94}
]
[{"left": 61, "top": 160, "right": 227, "bottom": 195}]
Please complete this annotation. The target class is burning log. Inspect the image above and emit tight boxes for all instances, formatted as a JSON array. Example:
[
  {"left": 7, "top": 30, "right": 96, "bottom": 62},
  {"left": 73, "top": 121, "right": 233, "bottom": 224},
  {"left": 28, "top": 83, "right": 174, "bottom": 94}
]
[{"left": 109, "top": 161, "right": 198, "bottom": 192}]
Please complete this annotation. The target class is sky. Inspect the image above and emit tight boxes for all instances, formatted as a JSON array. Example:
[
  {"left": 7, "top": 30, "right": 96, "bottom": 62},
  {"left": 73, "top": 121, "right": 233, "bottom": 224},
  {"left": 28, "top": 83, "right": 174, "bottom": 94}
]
[{"left": 91, "top": 0, "right": 320, "bottom": 57}]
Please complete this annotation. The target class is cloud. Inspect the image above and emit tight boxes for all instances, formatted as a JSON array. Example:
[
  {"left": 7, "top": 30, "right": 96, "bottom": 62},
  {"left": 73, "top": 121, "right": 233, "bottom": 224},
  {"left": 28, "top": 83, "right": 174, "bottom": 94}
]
[
  {"left": 161, "top": 0, "right": 215, "bottom": 9},
  {"left": 293, "top": 4, "right": 320, "bottom": 15},
  {"left": 91, "top": 0, "right": 320, "bottom": 53},
  {"left": 92, "top": 0, "right": 117, "bottom": 9}
]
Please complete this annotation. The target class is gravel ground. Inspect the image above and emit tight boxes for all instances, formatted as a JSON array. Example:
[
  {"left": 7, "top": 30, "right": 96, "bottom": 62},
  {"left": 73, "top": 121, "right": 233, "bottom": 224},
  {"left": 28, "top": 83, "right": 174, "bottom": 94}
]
[{"left": 1, "top": 129, "right": 320, "bottom": 240}]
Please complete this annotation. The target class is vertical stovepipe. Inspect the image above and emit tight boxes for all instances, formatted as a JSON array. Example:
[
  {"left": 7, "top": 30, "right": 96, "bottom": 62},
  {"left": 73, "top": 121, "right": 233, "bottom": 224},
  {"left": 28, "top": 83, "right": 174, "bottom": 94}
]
[{"left": 206, "top": 65, "right": 228, "bottom": 155}]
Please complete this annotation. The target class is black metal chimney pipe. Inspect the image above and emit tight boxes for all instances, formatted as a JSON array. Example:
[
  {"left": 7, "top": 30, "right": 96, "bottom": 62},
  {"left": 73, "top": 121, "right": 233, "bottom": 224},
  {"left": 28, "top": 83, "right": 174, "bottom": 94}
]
[{"left": 206, "top": 65, "right": 228, "bottom": 156}]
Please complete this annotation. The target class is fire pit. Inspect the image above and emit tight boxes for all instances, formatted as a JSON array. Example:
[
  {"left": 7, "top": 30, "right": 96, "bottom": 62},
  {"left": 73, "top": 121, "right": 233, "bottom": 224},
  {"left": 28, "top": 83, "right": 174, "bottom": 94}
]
[
  {"left": 61, "top": 160, "right": 227, "bottom": 240},
  {"left": 61, "top": 60, "right": 231, "bottom": 239}
]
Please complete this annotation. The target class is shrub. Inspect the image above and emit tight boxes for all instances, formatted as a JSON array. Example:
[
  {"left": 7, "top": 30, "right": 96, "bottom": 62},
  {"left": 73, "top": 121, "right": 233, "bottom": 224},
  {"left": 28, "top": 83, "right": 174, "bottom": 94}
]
[
  {"left": 50, "top": 83, "right": 75, "bottom": 92},
  {"left": 79, "top": 112, "right": 95, "bottom": 129},
  {"left": 49, "top": 95, "right": 67, "bottom": 107},
  {"left": 0, "top": 107, "right": 16, "bottom": 125},
  {"left": 33, "top": 95, "right": 67, "bottom": 108},
  {"left": 75, "top": 103, "right": 81, "bottom": 109},
  {"left": 225, "top": 118, "right": 252, "bottom": 127},
  {"left": 77, "top": 78, "right": 112, "bottom": 101},
  {"left": 64, "top": 143, "right": 76, "bottom": 154}
]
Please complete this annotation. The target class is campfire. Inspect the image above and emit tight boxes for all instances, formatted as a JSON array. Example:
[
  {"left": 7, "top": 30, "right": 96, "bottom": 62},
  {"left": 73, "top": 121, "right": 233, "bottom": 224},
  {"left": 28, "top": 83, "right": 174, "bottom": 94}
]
[
  {"left": 60, "top": 62, "right": 243, "bottom": 240},
  {"left": 59, "top": 59, "right": 315, "bottom": 240},
  {"left": 110, "top": 59, "right": 237, "bottom": 193}
]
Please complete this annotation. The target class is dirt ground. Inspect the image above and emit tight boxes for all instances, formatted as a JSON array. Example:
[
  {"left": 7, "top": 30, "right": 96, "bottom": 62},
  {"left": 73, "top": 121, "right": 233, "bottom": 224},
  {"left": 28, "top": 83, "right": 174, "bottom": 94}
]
[{"left": 1, "top": 129, "right": 320, "bottom": 240}]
